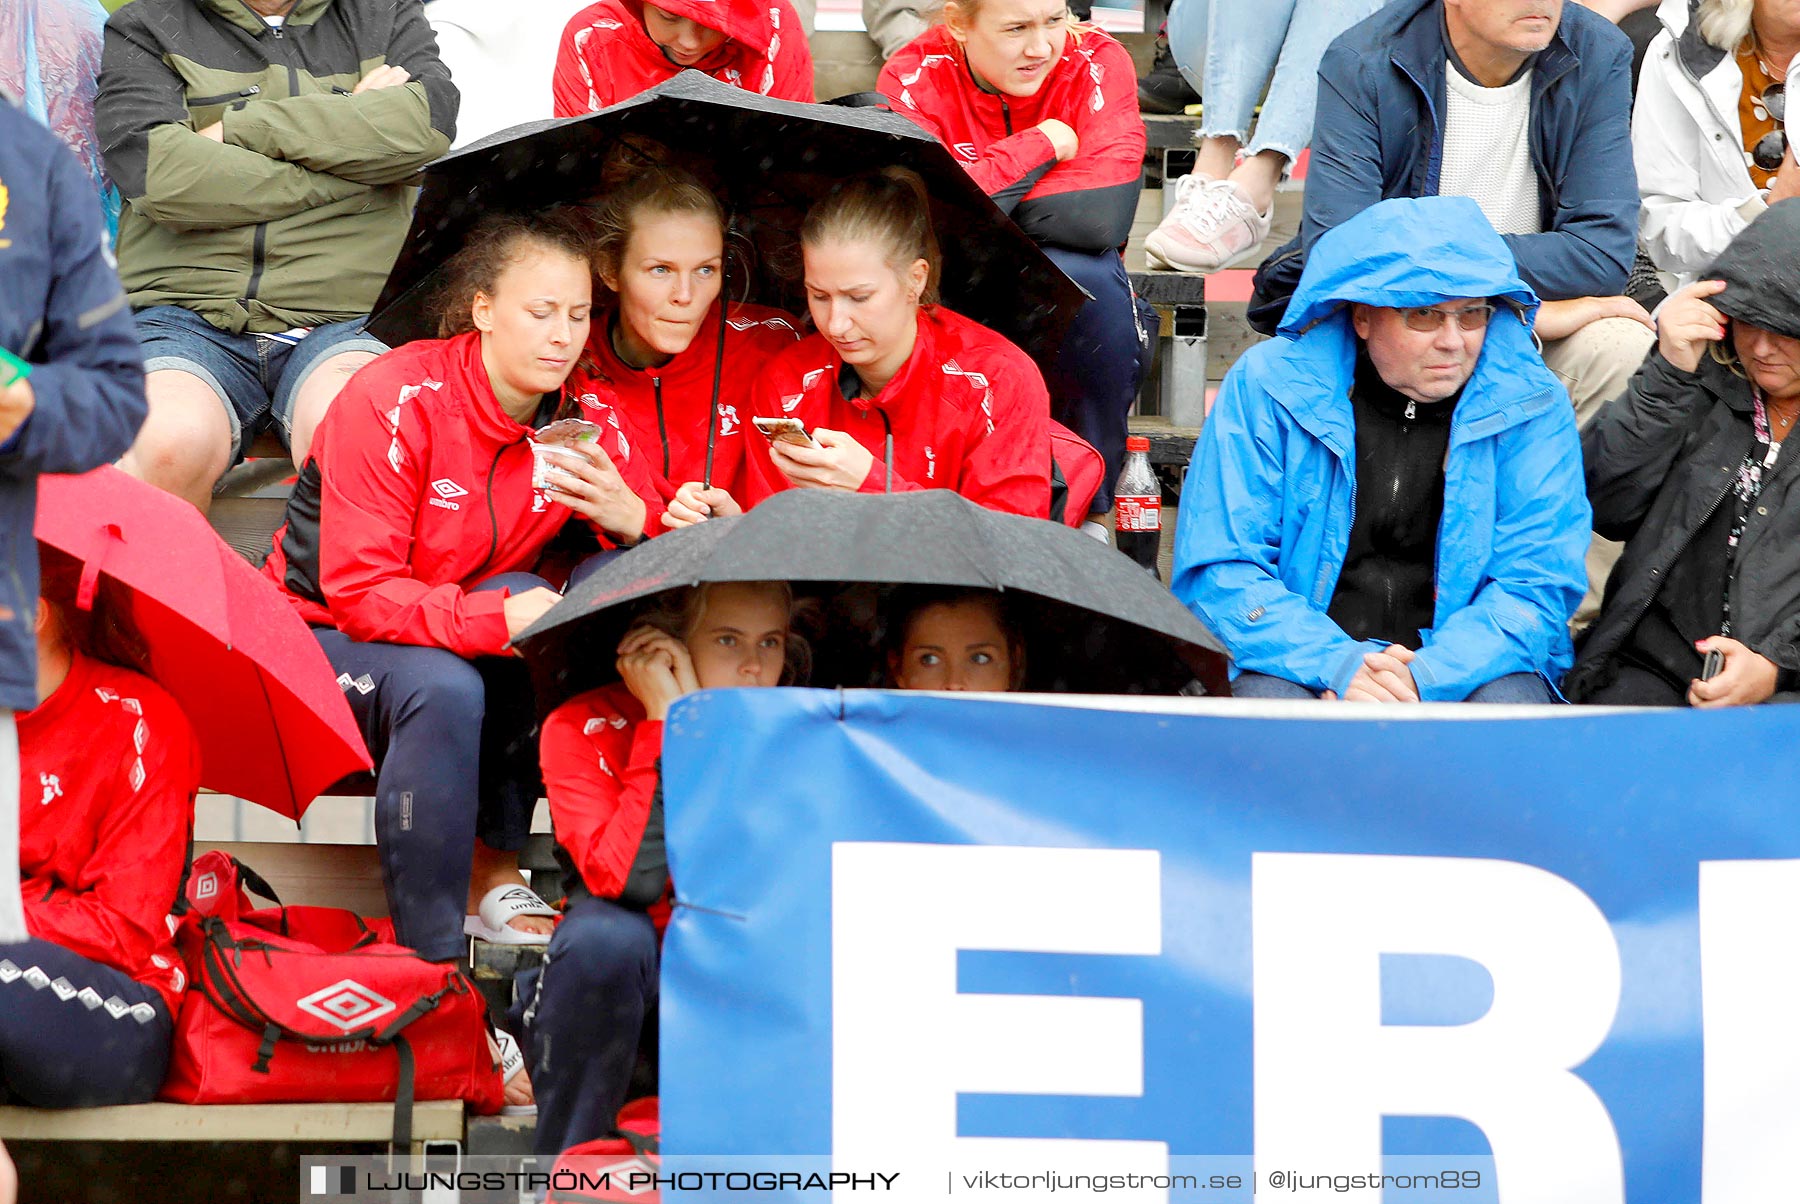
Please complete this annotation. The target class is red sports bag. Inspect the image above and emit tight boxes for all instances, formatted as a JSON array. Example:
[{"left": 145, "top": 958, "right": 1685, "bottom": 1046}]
[
  {"left": 547, "top": 1098, "right": 661, "bottom": 1203},
  {"left": 161, "top": 852, "right": 503, "bottom": 1144}
]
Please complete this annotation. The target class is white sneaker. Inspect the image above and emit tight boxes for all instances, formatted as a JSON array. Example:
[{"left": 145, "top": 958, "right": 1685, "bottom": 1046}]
[{"left": 1144, "top": 175, "right": 1274, "bottom": 273}]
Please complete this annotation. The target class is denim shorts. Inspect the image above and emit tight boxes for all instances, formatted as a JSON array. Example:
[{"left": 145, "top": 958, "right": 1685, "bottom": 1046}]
[{"left": 135, "top": 306, "right": 388, "bottom": 462}]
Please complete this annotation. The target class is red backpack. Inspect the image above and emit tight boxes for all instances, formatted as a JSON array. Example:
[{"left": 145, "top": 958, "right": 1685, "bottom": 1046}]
[
  {"left": 546, "top": 1098, "right": 661, "bottom": 1203},
  {"left": 160, "top": 851, "right": 504, "bottom": 1144}
]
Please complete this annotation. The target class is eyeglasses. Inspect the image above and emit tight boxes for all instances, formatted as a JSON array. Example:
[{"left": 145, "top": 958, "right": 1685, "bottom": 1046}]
[{"left": 1399, "top": 303, "right": 1495, "bottom": 333}]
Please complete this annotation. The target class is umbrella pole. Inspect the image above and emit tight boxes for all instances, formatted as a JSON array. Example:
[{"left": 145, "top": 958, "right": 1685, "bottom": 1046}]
[{"left": 703, "top": 216, "right": 733, "bottom": 491}]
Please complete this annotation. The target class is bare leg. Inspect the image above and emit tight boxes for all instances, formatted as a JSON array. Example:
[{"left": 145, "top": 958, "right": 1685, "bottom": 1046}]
[
  {"left": 1227, "top": 149, "right": 1289, "bottom": 215},
  {"left": 116, "top": 370, "right": 233, "bottom": 513},
  {"left": 1194, "top": 134, "right": 1241, "bottom": 184},
  {"left": 288, "top": 350, "right": 378, "bottom": 468}
]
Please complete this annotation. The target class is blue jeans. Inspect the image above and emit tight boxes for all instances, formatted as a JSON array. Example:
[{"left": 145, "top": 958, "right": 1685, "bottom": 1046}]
[
  {"left": 1232, "top": 670, "right": 1558, "bottom": 704},
  {"left": 135, "top": 305, "right": 387, "bottom": 463},
  {"left": 1166, "top": 0, "right": 1384, "bottom": 161}
]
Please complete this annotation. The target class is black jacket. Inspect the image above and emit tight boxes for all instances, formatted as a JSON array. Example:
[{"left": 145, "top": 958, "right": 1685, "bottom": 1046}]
[{"left": 1566, "top": 350, "right": 1800, "bottom": 700}]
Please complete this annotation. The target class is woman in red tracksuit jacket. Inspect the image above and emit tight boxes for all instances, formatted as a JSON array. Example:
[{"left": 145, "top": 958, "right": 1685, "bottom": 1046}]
[
  {"left": 525, "top": 580, "right": 805, "bottom": 1156},
  {"left": 552, "top": 0, "right": 813, "bottom": 113},
  {"left": 262, "top": 209, "right": 663, "bottom": 967},
  {"left": 584, "top": 165, "right": 803, "bottom": 500},
  {"left": 4, "top": 553, "right": 200, "bottom": 1107},
  {"left": 663, "top": 169, "right": 1053, "bottom": 525},
  {"left": 877, "top": 1, "right": 1148, "bottom": 517}
]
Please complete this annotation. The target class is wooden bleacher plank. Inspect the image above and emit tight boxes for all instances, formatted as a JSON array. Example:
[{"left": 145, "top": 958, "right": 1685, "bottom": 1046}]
[
  {"left": 198, "top": 840, "right": 390, "bottom": 918},
  {"left": 0, "top": 1100, "right": 462, "bottom": 1143}
]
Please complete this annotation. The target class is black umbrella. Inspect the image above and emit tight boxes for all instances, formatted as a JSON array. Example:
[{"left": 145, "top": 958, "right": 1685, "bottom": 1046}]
[
  {"left": 514, "top": 489, "right": 1229, "bottom": 709},
  {"left": 365, "top": 70, "right": 1087, "bottom": 370}
]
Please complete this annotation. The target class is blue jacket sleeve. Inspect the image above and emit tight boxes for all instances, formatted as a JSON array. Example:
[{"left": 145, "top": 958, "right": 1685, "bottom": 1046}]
[
  {"left": 1407, "top": 401, "right": 1590, "bottom": 701},
  {"left": 1499, "top": 33, "right": 1637, "bottom": 300},
  {"left": 2, "top": 137, "right": 147, "bottom": 477},
  {"left": 1295, "top": 42, "right": 1391, "bottom": 258},
  {"left": 1170, "top": 362, "right": 1381, "bottom": 694}
]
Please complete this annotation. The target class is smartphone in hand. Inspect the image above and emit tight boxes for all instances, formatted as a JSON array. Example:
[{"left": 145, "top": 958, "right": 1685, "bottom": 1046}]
[
  {"left": 1701, "top": 648, "right": 1726, "bottom": 681},
  {"left": 753, "top": 416, "right": 816, "bottom": 449}
]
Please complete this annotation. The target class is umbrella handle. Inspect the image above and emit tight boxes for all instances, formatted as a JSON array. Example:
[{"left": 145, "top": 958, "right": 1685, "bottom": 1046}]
[{"left": 75, "top": 524, "right": 125, "bottom": 612}]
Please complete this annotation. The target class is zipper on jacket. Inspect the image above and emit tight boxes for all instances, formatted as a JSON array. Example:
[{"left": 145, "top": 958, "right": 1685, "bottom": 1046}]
[
  {"left": 654, "top": 377, "right": 671, "bottom": 480},
  {"left": 242, "top": 222, "right": 269, "bottom": 306},
  {"left": 1000, "top": 97, "right": 1013, "bottom": 136},
  {"left": 473, "top": 442, "right": 511, "bottom": 581},
  {"left": 187, "top": 85, "right": 261, "bottom": 106}
]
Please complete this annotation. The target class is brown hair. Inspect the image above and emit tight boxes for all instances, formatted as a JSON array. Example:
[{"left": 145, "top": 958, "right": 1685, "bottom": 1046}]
[
  {"left": 801, "top": 168, "right": 942, "bottom": 306},
  {"left": 883, "top": 586, "right": 1026, "bottom": 689},
  {"left": 632, "top": 581, "right": 812, "bottom": 685},
  {"left": 36, "top": 546, "right": 150, "bottom": 674},
  {"left": 434, "top": 208, "right": 596, "bottom": 338},
  {"left": 589, "top": 165, "right": 727, "bottom": 287}
]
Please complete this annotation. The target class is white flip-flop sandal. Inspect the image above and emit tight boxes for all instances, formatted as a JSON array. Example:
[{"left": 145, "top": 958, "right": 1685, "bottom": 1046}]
[
  {"left": 492, "top": 1028, "right": 537, "bottom": 1118},
  {"left": 464, "top": 883, "right": 558, "bottom": 946}
]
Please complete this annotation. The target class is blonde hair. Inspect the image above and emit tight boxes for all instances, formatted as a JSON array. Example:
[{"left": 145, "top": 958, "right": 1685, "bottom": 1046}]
[
  {"left": 589, "top": 165, "right": 726, "bottom": 286},
  {"left": 633, "top": 581, "right": 812, "bottom": 685},
  {"left": 1698, "top": 0, "right": 1754, "bottom": 51},
  {"left": 800, "top": 168, "right": 942, "bottom": 306}
]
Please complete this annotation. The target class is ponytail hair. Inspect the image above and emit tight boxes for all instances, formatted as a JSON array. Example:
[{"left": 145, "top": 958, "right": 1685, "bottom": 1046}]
[{"left": 800, "top": 167, "right": 942, "bottom": 306}]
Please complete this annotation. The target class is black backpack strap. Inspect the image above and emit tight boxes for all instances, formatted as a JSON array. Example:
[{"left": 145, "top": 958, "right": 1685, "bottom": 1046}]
[
  {"left": 230, "top": 858, "right": 283, "bottom": 907},
  {"left": 389, "top": 1034, "right": 416, "bottom": 1156}
]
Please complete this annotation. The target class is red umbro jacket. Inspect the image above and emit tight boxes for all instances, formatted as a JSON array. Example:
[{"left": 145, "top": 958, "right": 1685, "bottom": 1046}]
[
  {"left": 582, "top": 303, "right": 802, "bottom": 499},
  {"left": 551, "top": 0, "right": 814, "bottom": 115},
  {"left": 19, "top": 653, "right": 200, "bottom": 1016},
  {"left": 263, "top": 333, "right": 664, "bottom": 658},
  {"left": 739, "top": 305, "right": 1052, "bottom": 519},
  {"left": 878, "top": 24, "right": 1146, "bottom": 252},
  {"left": 540, "top": 682, "right": 672, "bottom": 932}
]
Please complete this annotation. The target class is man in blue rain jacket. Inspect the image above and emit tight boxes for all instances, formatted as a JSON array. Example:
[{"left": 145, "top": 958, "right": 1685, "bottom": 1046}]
[{"left": 1173, "top": 197, "right": 1589, "bottom": 703}]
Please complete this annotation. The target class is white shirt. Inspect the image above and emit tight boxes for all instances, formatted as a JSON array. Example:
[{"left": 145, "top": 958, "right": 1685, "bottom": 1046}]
[{"left": 1439, "top": 60, "right": 1543, "bottom": 236}]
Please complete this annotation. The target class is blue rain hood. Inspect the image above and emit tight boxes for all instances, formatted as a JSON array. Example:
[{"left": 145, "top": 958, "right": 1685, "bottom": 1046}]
[{"left": 1279, "top": 197, "right": 1540, "bottom": 338}]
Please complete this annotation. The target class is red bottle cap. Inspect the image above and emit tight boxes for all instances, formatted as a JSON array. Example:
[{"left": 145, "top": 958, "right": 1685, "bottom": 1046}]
[{"left": 1126, "top": 436, "right": 1150, "bottom": 453}]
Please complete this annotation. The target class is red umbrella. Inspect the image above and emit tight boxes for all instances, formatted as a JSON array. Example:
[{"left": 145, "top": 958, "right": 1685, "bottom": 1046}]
[{"left": 35, "top": 467, "right": 371, "bottom": 819}]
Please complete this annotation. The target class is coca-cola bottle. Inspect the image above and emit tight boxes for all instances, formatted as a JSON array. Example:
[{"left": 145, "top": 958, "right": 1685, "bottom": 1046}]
[{"left": 1114, "top": 435, "right": 1162, "bottom": 579}]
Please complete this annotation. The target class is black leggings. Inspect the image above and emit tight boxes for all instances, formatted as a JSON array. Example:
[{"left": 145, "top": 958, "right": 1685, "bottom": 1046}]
[{"left": 0, "top": 937, "right": 172, "bottom": 1107}]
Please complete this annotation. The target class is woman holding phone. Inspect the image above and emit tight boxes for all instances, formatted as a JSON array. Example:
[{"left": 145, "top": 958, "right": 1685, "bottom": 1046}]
[
  {"left": 528, "top": 580, "right": 807, "bottom": 1156},
  {"left": 262, "top": 208, "right": 664, "bottom": 962},
  {"left": 663, "top": 169, "right": 1054, "bottom": 523},
  {"left": 583, "top": 165, "right": 803, "bottom": 499}
]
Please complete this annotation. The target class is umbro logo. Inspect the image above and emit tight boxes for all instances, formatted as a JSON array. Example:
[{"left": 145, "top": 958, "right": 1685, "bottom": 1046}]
[
  {"left": 336, "top": 672, "right": 375, "bottom": 695},
  {"left": 296, "top": 979, "right": 398, "bottom": 1032},
  {"left": 427, "top": 478, "right": 467, "bottom": 511}
]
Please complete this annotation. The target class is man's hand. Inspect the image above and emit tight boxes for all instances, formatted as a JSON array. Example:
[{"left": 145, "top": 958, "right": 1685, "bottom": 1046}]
[
  {"left": 196, "top": 122, "right": 225, "bottom": 142},
  {"left": 1655, "top": 280, "right": 1730, "bottom": 374},
  {"left": 1689, "top": 635, "right": 1780, "bottom": 708},
  {"left": 0, "top": 377, "right": 34, "bottom": 447},
  {"left": 771, "top": 428, "right": 876, "bottom": 492},
  {"left": 1768, "top": 143, "right": 1800, "bottom": 204},
  {"left": 0, "top": 1137, "right": 16, "bottom": 1204},
  {"left": 352, "top": 64, "right": 412, "bottom": 94},
  {"left": 1340, "top": 644, "right": 1421, "bottom": 703},
  {"left": 662, "top": 481, "right": 743, "bottom": 529},
  {"left": 1534, "top": 296, "right": 1655, "bottom": 342}
]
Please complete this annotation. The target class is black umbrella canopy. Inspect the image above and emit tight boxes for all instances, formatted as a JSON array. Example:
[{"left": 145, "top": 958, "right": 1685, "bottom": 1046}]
[
  {"left": 514, "top": 489, "right": 1229, "bottom": 710},
  {"left": 366, "top": 71, "right": 1087, "bottom": 369}
]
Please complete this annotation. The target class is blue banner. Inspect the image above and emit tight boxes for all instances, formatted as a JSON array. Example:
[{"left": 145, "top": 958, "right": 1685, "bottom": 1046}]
[{"left": 660, "top": 690, "right": 1800, "bottom": 1202}]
